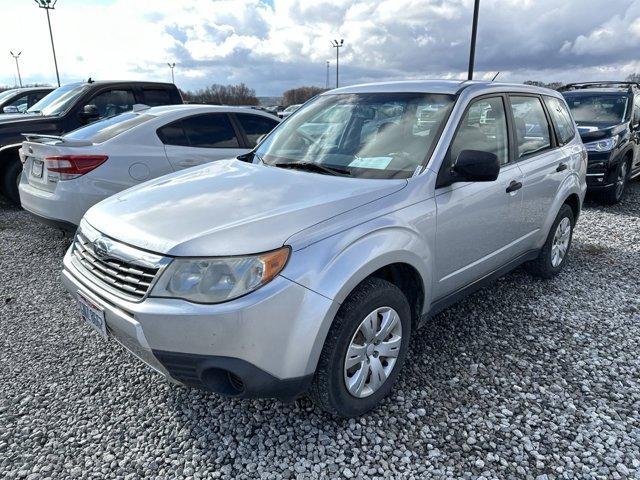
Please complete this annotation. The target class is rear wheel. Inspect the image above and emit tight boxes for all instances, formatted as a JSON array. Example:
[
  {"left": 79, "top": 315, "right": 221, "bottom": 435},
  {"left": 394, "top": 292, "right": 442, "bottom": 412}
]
[
  {"left": 1, "top": 158, "right": 22, "bottom": 205},
  {"left": 526, "top": 204, "right": 574, "bottom": 279},
  {"left": 309, "top": 277, "right": 412, "bottom": 417},
  {"left": 601, "top": 160, "right": 629, "bottom": 205}
]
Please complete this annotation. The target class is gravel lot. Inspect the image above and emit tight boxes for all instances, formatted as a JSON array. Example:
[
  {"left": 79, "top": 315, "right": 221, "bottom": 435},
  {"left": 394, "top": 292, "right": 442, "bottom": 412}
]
[{"left": 1, "top": 183, "right": 639, "bottom": 480}]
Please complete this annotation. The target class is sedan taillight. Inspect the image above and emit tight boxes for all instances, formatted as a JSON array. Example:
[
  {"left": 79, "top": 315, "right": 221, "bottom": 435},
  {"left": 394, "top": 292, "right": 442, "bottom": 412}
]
[{"left": 45, "top": 155, "right": 108, "bottom": 180}]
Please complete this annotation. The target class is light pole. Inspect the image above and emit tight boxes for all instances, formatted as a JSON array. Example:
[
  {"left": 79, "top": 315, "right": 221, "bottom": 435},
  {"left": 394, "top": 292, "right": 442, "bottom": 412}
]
[
  {"left": 35, "top": 0, "right": 61, "bottom": 87},
  {"left": 10, "top": 51, "right": 22, "bottom": 87},
  {"left": 467, "top": 0, "right": 480, "bottom": 80},
  {"left": 167, "top": 62, "right": 176, "bottom": 84},
  {"left": 325, "top": 61, "right": 330, "bottom": 89},
  {"left": 331, "top": 39, "right": 344, "bottom": 88}
]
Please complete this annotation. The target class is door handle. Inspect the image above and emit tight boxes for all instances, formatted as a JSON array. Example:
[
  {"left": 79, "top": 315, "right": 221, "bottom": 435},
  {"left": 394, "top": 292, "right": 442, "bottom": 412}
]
[
  {"left": 556, "top": 163, "right": 568, "bottom": 172},
  {"left": 506, "top": 180, "right": 522, "bottom": 193}
]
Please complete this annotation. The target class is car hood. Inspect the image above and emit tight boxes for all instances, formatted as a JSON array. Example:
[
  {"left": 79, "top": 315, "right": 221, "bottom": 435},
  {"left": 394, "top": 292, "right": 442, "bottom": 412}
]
[
  {"left": 85, "top": 159, "right": 407, "bottom": 256},
  {"left": 576, "top": 122, "right": 627, "bottom": 143}
]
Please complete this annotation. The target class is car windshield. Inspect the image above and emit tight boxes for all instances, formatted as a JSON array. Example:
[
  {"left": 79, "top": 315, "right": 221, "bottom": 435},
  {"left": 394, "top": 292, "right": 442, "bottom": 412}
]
[
  {"left": 0, "top": 90, "right": 17, "bottom": 103},
  {"left": 256, "top": 92, "right": 455, "bottom": 179},
  {"left": 27, "top": 84, "right": 89, "bottom": 116},
  {"left": 65, "top": 112, "right": 156, "bottom": 143},
  {"left": 563, "top": 93, "right": 629, "bottom": 125}
]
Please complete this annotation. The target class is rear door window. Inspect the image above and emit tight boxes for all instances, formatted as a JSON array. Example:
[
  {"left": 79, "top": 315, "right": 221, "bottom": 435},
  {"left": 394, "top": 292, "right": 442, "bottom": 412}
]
[
  {"left": 234, "top": 113, "right": 279, "bottom": 147},
  {"left": 544, "top": 96, "right": 575, "bottom": 145},
  {"left": 509, "top": 96, "right": 552, "bottom": 158},
  {"left": 181, "top": 113, "right": 240, "bottom": 148}
]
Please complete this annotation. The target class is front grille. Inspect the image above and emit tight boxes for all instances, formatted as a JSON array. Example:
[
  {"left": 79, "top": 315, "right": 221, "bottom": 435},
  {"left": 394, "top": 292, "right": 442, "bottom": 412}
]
[{"left": 71, "top": 230, "right": 162, "bottom": 301}]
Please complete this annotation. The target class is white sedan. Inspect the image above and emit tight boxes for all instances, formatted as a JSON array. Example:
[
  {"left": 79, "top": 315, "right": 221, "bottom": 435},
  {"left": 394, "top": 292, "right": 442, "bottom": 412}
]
[{"left": 18, "top": 104, "right": 280, "bottom": 232}]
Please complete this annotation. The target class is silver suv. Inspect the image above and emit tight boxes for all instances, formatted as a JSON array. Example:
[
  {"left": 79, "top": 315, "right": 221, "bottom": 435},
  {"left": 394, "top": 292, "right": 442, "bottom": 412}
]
[{"left": 62, "top": 80, "right": 587, "bottom": 417}]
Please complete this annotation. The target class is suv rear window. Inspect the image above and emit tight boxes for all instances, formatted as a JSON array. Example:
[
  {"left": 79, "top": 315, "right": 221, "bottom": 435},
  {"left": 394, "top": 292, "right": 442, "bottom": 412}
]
[{"left": 65, "top": 113, "right": 156, "bottom": 143}]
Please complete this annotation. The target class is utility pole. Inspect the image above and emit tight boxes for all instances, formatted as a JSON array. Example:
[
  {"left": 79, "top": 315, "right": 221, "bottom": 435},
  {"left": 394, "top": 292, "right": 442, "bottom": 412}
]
[
  {"left": 167, "top": 62, "right": 176, "bottom": 84},
  {"left": 325, "top": 61, "right": 330, "bottom": 89},
  {"left": 35, "top": 0, "right": 61, "bottom": 87},
  {"left": 10, "top": 51, "right": 22, "bottom": 87},
  {"left": 467, "top": 0, "right": 480, "bottom": 80},
  {"left": 331, "top": 39, "right": 344, "bottom": 88}
]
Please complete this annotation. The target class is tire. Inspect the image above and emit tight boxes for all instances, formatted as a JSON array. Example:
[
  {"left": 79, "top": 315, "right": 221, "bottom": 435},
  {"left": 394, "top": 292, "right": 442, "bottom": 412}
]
[
  {"left": 1, "top": 158, "right": 22, "bottom": 206},
  {"left": 309, "top": 277, "right": 412, "bottom": 417},
  {"left": 526, "top": 204, "right": 574, "bottom": 279},
  {"left": 600, "top": 159, "right": 630, "bottom": 205}
]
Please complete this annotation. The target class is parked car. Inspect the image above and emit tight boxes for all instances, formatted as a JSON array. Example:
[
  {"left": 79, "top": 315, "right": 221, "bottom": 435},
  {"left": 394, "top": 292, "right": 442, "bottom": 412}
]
[
  {"left": 0, "top": 80, "right": 183, "bottom": 205},
  {"left": 0, "top": 87, "right": 54, "bottom": 114},
  {"left": 19, "top": 105, "right": 280, "bottom": 232},
  {"left": 61, "top": 80, "right": 586, "bottom": 417},
  {"left": 278, "top": 104, "right": 301, "bottom": 119},
  {"left": 561, "top": 81, "right": 640, "bottom": 204}
]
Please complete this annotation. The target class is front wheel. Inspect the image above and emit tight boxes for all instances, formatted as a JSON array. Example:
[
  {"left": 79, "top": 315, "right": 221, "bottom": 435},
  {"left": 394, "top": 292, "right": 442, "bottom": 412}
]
[
  {"left": 526, "top": 204, "right": 574, "bottom": 279},
  {"left": 601, "top": 160, "right": 629, "bottom": 205},
  {"left": 309, "top": 277, "right": 412, "bottom": 417}
]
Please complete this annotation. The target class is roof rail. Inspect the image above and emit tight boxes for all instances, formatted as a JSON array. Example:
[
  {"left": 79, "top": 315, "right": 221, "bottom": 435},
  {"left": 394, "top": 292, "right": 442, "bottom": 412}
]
[{"left": 559, "top": 81, "right": 640, "bottom": 92}]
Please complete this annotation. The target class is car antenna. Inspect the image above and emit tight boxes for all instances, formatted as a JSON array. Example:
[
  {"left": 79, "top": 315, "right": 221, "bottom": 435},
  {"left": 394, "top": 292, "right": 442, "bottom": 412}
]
[
  {"left": 491, "top": 72, "right": 500, "bottom": 81},
  {"left": 87, "top": 77, "right": 94, "bottom": 83}
]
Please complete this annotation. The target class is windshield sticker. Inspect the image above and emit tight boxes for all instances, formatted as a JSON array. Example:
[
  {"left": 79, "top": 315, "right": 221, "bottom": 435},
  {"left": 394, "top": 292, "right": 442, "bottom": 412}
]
[{"left": 349, "top": 156, "right": 393, "bottom": 169}]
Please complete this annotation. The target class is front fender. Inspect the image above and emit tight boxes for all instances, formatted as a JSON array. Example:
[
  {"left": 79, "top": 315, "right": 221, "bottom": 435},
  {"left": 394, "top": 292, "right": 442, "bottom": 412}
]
[
  {"left": 0, "top": 143, "right": 22, "bottom": 173},
  {"left": 283, "top": 207, "right": 434, "bottom": 309}
]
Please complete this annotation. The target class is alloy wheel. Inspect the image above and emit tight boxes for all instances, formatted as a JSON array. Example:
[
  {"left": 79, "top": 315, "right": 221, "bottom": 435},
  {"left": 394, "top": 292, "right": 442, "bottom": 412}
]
[
  {"left": 343, "top": 306, "right": 402, "bottom": 398},
  {"left": 615, "top": 162, "right": 628, "bottom": 200},
  {"left": 551, "top": 217, "right": 571, "bottom": 268}
]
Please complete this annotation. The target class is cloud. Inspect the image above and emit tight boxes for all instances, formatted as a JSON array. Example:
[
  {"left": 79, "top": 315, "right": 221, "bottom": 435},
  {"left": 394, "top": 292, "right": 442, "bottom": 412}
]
[{"left": 0, "top": 0, "right": 639, "bottom": 95}]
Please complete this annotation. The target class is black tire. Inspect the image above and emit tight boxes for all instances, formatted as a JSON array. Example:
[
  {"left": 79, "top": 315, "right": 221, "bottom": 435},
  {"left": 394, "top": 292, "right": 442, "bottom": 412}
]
[
  {"left": 600, "top": 159, "right": 630, "bottom": 205},
  {"left": 309, "top": 277, "right": 412, "bottom": 417},
  {"left": 526, "top": 204, "right": 574, "bottom": 279},
  {"left": 1, "top": 158, "right": 22, "bottom": 205}
]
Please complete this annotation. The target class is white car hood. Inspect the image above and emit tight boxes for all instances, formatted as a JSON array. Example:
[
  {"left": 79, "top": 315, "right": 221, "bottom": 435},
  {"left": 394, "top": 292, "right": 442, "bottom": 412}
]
[{"left": 85, "top": 159, "right": 406, "bottom": 256}]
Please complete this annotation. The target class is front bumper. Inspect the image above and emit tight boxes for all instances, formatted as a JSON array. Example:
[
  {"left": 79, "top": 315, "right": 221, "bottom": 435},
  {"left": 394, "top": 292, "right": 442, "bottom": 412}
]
[
  {"left": 61, "top": 248, "right": 337, "bottom": 400},
  {"left": 585, "top": 151, "right": 617, "bottom": 190}
]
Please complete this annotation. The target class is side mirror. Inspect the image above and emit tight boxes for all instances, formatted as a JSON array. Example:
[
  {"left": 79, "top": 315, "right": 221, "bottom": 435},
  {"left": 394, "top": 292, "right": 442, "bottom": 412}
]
[
  {"left": 79, "top": 104, "right": 99, "bottom": 122},
  {"left": 453, "top": 149, "right": 500, "bottom": 182},
  {"left": 3, "top": 106, "right": 19, "bottom": 114}
]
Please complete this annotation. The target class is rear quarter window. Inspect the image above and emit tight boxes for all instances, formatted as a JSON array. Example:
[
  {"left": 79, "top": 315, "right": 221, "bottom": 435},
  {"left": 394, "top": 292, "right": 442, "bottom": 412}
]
[
  {"left": 544, "top": 96, "right": 576, "bottom": 145},
  {"left": 65, "top": 113, "right": 156, "bottom": 143}
]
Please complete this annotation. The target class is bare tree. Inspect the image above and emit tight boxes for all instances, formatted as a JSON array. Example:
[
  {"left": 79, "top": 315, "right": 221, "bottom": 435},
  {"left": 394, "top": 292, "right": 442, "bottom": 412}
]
[
  {"left": 282, "top": 86, "right": 327, "bottom": 106},
  {"left": 181, "top": 83, "right": 260, "bottom": 106},
  {"left": 625, "top": 73, "right": 640, "bottom": 83}
]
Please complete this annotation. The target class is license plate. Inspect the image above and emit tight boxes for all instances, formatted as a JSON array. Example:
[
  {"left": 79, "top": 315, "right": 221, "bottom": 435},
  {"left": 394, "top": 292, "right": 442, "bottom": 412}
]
[
  {"left": 77, "top": 292, "right": 108, "bottom": 340},
  {"left": 31, "top": 159, "right": 44, "bottom": 178}
]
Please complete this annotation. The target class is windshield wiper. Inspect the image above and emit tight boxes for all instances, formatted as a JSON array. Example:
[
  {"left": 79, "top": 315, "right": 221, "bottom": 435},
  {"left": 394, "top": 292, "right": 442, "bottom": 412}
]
[{"left": 273, "top": 161, "right": 351, "bottom": 176}]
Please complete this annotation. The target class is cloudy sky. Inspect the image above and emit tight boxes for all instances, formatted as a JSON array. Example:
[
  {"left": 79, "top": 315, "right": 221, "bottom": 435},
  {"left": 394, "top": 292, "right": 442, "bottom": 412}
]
[{"left": 1, "top": 0, "right": 640, "bottom": 96}]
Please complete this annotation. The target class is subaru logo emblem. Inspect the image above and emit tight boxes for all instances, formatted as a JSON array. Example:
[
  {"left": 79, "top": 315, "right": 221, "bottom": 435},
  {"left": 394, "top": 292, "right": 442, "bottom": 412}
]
[{"left": 93, "top": 238, "right": 110, "bottom": 259}]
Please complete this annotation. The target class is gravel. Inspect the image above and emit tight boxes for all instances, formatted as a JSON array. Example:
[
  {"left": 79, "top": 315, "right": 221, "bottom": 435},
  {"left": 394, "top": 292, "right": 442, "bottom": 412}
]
[{"left": 1, "top": 183, "right": 639, "bottom": 479}]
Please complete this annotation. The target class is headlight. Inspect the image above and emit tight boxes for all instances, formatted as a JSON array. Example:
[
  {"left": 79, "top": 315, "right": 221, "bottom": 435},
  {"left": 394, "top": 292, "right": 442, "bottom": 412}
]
[
  {"left": 583, "top": 135, "right": 618, "bottom": 152},
  {"left": 151, "top": 247, "right": 290, "bottom": 303}
]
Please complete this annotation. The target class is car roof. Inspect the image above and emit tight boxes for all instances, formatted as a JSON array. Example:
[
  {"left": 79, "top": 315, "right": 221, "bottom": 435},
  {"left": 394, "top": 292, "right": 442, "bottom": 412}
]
[
  {"left": 1, "top": 86, "right": 53, "bottom": 94},
  {"left": 62, "top": 80, "right": 176, "bottom": 88},
  {"left": 324, "top": 79, "right": 562, "bottom": 97},
  {"left": 144, "top": 104, "right": 275, "bottom": 115}
]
